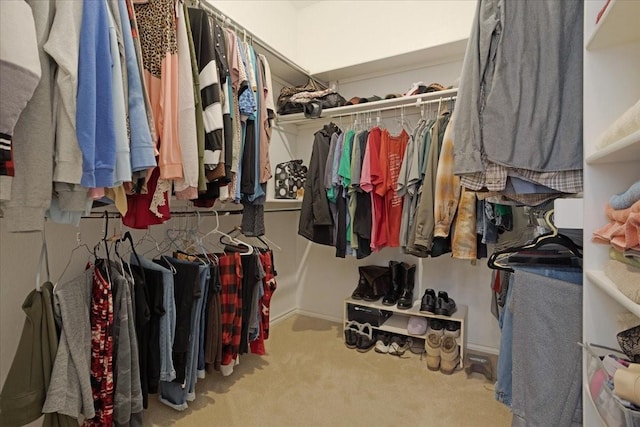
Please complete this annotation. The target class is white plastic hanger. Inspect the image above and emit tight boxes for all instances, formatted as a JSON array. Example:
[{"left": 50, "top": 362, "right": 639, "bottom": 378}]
[{"left": 200, "top": 210, "right": 253, "bottom": 255}]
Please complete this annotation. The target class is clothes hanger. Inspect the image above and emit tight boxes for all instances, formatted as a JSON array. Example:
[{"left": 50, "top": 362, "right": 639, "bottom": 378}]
[
  {"left": 55, "top": 231, "right": 94, "bottom": 287},
  {"left": 199, "top": 210, "right": 253, "bottom": 255},
  {"left": 217, "top": 224, "right": 254, "bottom": 255},
  {"left": 487, "top": 209, "right": 582, "bottom": 272}
]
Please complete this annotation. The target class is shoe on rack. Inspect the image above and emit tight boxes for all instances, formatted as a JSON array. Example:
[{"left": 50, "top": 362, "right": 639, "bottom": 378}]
[
  {"left": 374, "top": 332, "right": 392, "bottom": 354},
  {"left": 389, "top": 336, "right": 413, "bottom": 357},
  {"left": 356, "top": 323, "right": 376, "bottom": 353},
  {"left": 444, "top": 321, "right": 461, "bottom": 338},
  {"left": 420, "top": 288, "right": 436, "bottom": 313},
  {"left": 382, "top": 261, "right": 402, "bottom": 306},
  {"left": 344, "top": 321, "right": 362, "bottom": 349},
  {"left": 426, "top": 333, "right": 442, "bottom": 371},
  {"left": 360, "top": 265, "right": 392, "bottom": 302},
  {"left": 435, "top": 291, "right": 457, "bottom": 316},
  {"left": 427, "top": 319, "right": 444, "bottom": 336},
  {"left": 351, "top": 275, "right": 370, "bottom": 300},
  {"left": 440, "top": 335, "right": 459, "bottom": 375},
  {"left": 397, "top": 263, "right": 416, "bottom": 310}
]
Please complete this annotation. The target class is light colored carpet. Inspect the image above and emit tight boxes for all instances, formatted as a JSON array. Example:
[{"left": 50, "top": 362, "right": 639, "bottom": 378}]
[{"left": 145, "top": 314, "right": 512, "bottom": 426}]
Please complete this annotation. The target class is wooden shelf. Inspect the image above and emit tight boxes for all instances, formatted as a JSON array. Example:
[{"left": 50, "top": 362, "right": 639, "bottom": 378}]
[
  {"left": 586, "top": 0, "right": 640, "bottom": 51},
  {"left": 586, "top": 269, "right": 640, "bottom": 318},
  {"left": 344, "top": 297, "right": 468, "bottom": 323},
  {"left": 586, "top": 129, "right": 640, "bottom": 165}
]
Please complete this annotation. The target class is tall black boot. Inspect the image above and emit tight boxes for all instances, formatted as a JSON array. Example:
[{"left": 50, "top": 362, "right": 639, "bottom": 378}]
[
  {"left": 351, "top": 268, "right": 370, "bottom": 300},
  {"left": 397, "top": 263, "right": 416, "bottom": 310},
  {"left": 382, "top": 261, "right": 401, "bottom": 306}
]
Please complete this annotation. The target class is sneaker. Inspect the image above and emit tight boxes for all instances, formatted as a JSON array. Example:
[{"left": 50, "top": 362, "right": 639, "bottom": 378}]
[
  {"left": 440, "top": 335, "right": 460, "bottom": 375},
  {"left": 427, "top": 319, "right": 444, "bottom": 336},
  {"left": 389, "top": 336, "right": 413, "bottom": 357},
  {"left": 444, "top": 321, "right": 461, "bottom": 338},
  {"left": 426, "top": 333, "right": 442, "bottom": 371},
  {"left": 374, "top": 333, "right": 392, "bottom": 354},
  {"left": 435, "top": 291, "right": 457, "bottom": 316}
]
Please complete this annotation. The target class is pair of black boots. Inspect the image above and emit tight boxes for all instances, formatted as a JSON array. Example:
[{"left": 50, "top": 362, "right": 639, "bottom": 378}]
[
  {"left": 382, "top": 261, "right": 416, "bottom": 310},
  {"left": 351, "top": 261, "right": 416, "bottom": 310}
]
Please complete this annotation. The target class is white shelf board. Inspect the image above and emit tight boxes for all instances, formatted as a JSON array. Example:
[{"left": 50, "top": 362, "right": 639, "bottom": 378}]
[
  {"left": 277, "top": 89, "right": 458, "bottom": 126},
  {"left": 345, "top": 297, "right": 468, "bottom": 323},
  {"left": 586, "top": 0, "right": 640, "bottom": 51},
  {"left": 378, "top": 315, "right": 426, "bottom": 339},
  {"left": 586, "top": 269, "right": 640, "bottom": 318},
  {"left": 586, "top": 129, "right": 640, "bottom": 164}
]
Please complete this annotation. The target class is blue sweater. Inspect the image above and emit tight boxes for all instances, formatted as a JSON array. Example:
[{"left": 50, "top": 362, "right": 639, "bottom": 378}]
[
  {"left": 117, "top": 0, "right": 156, "bottom": 174},
  {"left": 77, "top": 0, "right": 115, "bottom": 188}
]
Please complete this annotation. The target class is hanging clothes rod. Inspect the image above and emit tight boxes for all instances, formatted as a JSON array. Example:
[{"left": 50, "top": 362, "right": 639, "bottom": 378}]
[
  {"left": 80, "top": 206, "right": 301, "bottom": 219},
  {"left": 276, "top": 88, "right": 458, "bottom": 125},
  {"left": 189, "top": 0, "right": 326, "bottom": 87}
]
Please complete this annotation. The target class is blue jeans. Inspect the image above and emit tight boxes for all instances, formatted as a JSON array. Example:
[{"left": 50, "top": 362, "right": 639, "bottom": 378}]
[{"left": 495, "top": 266, "right": 582, "bottom": 407}]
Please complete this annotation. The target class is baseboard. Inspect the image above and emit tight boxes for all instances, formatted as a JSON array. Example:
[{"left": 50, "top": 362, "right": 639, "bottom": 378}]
[
  {"left": 271, "top": 307, "right": 298, "bottom": 326},
  {"left": 466, "top": 343, "right": 500, "bottom": 356},
  {"left": 292, "top": 308, "right": 342, "bottom": 324}
]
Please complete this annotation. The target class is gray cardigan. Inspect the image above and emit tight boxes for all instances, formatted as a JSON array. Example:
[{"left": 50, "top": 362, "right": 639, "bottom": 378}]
[{"left": 42, "top": 270, "right": 95, "bottom": 420}]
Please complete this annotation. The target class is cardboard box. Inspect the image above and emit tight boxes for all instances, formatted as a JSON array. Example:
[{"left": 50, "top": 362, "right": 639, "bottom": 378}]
[{"left": 347, "top": 303, "right": 393, "bottom": 327}]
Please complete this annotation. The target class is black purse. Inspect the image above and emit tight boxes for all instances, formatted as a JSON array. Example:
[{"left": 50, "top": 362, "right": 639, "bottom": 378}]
[{"left": 274, "top": 160, "right": 307, "bottom": 199}]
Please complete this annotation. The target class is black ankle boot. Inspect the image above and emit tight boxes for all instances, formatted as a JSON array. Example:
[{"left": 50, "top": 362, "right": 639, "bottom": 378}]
[
  {"left": 397, "top": 263, "right": 416, "bottom": 310},
  {"left": 382, "top": 261, "right": 401, "bottom": 306}
]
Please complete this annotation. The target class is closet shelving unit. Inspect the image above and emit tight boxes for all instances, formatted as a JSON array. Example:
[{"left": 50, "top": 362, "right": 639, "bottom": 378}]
[
  {"left": 343, "top": 297, "right": 468, "bottom": 368},
  {"left": 583, "top": 0, "right": 640, "bottom": 425}
]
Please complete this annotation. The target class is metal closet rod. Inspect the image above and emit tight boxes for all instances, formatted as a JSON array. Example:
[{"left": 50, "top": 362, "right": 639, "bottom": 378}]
[
  {"left": 191, "top": 0, "right": 325, "bottom": 86},
  {"left": 336, "top": 95, "right": 458, "bottom": 119},
  {"left": 80, "top": 206, "right": 301, "bottom": 219}
]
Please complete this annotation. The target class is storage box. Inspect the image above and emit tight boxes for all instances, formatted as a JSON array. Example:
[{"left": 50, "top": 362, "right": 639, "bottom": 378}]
[
  {"left": 584, "top": 343, "right": 640, "bottom": 427},
  {"left": 347, "top": 303, "right": 392, "bottom": 327}
]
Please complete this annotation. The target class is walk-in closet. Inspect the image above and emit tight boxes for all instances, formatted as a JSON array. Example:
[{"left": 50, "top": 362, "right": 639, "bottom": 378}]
[{"left": 1, "top": 1, "right": 638, "bottom": 426}]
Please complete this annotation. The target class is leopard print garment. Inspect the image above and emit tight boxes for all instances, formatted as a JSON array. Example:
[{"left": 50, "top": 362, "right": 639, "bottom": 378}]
[{"left": 134, "top": 0, "right": 178, "bottom": 78}]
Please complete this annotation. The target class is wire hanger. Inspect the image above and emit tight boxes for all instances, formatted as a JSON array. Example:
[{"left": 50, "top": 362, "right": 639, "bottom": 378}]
[{"left": 55, "top": 231, "right": 94, "bottom": 287}]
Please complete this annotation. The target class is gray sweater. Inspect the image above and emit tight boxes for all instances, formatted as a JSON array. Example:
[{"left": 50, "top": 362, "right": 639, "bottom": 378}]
[
  {"left": 42, "top": 270, "right": 95, "bottom": 420},
  {"left": 2, "top": 0, "right": 55, "bottom": 232}
]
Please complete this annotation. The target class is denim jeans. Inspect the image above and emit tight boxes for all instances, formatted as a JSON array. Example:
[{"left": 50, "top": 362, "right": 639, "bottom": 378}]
[
  {"left": 186, "top": 265, "right": 209, "bottom": 401},
  {"left": 495, "top": 266, "right": 582, "bottom": 407}
]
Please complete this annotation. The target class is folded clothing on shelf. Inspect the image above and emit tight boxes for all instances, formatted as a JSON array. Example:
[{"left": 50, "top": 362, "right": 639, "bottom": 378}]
[{"left": 596, "top": 99, "right": 640, "bottom": 150}]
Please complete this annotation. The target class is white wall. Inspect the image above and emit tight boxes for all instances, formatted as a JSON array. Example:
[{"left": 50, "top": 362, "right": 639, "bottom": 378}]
[
  {"left": 208, "top": 0, "right": 301, "bottom": 66},
  {"left": 295, "top": 0, "right": 476, "bottom": 74}
]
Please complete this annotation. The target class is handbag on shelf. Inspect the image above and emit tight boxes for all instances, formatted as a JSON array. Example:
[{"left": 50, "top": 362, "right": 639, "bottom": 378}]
[
  {"left": 276, "top": 78, "right": 347, "bottom": 116},
  {"left": 274, "top": 160, "right": 307, "bottom": 199}
]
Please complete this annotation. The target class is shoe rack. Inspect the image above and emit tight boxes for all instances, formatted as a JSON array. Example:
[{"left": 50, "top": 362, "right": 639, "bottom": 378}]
[{"left": 343, "top": 297, "right": 468, "bottom": 369}]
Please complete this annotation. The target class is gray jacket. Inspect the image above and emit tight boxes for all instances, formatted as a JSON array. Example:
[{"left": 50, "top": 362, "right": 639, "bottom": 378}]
[{"left": 298, "top": 123, "right": 340, "bottom": 246}]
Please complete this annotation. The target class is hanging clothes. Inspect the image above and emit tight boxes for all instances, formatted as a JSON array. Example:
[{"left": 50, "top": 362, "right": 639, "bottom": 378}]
[
  {"left": 454, "top": 0, "right": 583, "bottom": 201},
  {"left": 0, "top": 283, "right": 75, "bottom": 427},
  {"left": 299, "top": 123, "right": 340, "bottom": 246}
]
